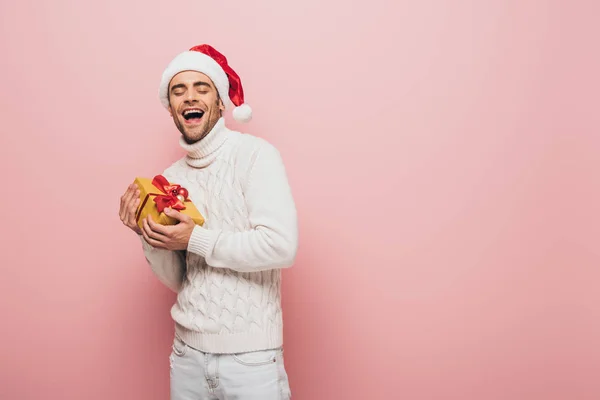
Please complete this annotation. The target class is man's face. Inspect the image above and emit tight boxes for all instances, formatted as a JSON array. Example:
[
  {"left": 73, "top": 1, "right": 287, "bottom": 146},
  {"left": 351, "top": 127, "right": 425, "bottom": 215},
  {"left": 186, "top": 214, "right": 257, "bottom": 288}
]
[{"left": 167, "top": 70, "right": 224, "bottom": 144}]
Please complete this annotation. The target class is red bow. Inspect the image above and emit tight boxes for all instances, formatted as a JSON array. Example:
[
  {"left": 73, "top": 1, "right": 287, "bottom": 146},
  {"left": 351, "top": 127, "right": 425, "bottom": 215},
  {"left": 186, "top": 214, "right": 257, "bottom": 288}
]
[{"left": 151, "top": 175, "right": 189, "bottom": 213}]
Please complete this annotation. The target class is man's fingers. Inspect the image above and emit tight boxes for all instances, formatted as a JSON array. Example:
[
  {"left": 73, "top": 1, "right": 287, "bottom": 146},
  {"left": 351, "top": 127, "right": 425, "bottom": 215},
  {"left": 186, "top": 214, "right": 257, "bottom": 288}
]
[
  {"left": 163, "top": 207, "right": 191, "bottom": 223},
  {"left": 119, "top": 183, "right": 144, "bottom": 236},
  {"left": 147, "top": 215, "right": 172, "bottom": 236},
  {"left": 127, "top": 196, "right": 140, "bottom": 221},
  {"left": 125, "top": 190, "right": 141, "bottom": 225},
  {"left": 141, "top": 225, "right": 166, "bottom": 248},
  {"left": 120, "top": 184, "right": 132, "bottom": 208},
  {"left": 143, "top": 217, "right": 170, "bottom": 242},
  {"left": 125, "top": 199, "right": 141, "bottom": 229},
  {"left": 119, "top": 185, "right": 136, "bottom": 221},
  {"left": 119, "top": 191, "right": 129, "bottom": 221}
]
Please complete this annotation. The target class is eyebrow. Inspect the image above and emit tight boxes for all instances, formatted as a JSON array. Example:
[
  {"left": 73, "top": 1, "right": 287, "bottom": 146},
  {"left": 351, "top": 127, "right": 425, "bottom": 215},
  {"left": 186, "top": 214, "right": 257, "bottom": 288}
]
[{"left": 170, "top": 81, "right": 212, "bottom": 92}]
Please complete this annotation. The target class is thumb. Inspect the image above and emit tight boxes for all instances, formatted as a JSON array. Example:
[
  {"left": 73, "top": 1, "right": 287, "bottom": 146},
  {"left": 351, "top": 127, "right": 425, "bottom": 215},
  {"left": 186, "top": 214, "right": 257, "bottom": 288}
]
[{"left": 164, "top": 207, "right": 191, "bottom": 222}]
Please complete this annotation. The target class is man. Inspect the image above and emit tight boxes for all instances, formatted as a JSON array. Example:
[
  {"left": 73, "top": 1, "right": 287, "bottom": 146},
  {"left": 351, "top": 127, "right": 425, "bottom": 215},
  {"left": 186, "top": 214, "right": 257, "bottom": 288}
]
[{"left": 118, "top": 44, "right": 298, "bottom": 400}]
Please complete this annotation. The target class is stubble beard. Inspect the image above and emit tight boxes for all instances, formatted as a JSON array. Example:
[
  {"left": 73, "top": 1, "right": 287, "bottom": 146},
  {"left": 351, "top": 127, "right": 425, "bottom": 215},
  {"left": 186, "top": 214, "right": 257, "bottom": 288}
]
[{"left": 175, "top": 100, "right": 221, "bottom": 145}]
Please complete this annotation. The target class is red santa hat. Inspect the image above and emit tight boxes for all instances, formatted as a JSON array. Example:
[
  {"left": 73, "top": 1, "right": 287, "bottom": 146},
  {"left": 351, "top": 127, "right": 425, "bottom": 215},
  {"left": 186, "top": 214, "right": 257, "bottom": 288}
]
[{"left": 159, "top": 44, "right": 252, "bottom": 123}]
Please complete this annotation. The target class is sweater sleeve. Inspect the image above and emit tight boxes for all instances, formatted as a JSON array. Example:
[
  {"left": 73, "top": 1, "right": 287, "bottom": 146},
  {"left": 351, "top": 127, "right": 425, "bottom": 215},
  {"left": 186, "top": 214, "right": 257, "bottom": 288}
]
[
  {"left": 138, "top": 162, "right": 187, "bottom": 292},
  {"left": 186, "top": 143, "right": 298, "bottom": 272},
  {"left": 139, "top": 235, "right": 186, "bottom": 292}
]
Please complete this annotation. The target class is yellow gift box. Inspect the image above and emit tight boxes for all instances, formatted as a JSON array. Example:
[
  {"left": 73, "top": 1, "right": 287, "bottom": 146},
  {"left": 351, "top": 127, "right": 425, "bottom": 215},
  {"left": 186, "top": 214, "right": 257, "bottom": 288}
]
[{"left": 134, "top": 175, "right": 205, "bottom": 229}]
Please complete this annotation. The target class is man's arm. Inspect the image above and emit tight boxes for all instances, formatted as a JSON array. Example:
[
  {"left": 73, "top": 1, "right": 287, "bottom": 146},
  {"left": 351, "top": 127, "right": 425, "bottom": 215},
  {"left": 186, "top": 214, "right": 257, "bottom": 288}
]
[
  {"left": 187, "top": 143, "right": 298, "bottom": 272},
  {"left": 139, "top": 234, "right": 186, "bottom": 292},
  {"left": 120, "top": 171, "right": 186, "bottom": 292},
  {"left": 136, "top": 166, "right": 187, "bottom": 293}
]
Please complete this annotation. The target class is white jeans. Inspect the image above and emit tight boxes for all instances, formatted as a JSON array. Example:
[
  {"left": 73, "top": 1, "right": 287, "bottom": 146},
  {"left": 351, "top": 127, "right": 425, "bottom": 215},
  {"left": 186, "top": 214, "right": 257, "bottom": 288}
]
[{"left": 169, "top": 336, "right": 292, "bottom": 400}]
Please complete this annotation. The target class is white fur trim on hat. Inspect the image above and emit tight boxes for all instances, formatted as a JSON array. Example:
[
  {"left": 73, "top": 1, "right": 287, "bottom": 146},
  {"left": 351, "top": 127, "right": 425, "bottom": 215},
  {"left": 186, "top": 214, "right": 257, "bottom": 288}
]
[
  {"left": 158, "top": 51, "right": 232, "bottom": 109},
  {"left": 232, "top": 104, "right": 252, "bottom": 122}
]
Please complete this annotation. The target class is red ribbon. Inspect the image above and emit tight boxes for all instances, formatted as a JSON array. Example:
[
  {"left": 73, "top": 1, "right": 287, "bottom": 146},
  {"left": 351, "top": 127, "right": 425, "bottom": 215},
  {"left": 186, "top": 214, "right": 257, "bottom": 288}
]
[
  {"left": 135, "top": 175, "right": 189, "bottom": 223},
  {"left": 151, "top": 175, "right": 188, "bottom": 212}
]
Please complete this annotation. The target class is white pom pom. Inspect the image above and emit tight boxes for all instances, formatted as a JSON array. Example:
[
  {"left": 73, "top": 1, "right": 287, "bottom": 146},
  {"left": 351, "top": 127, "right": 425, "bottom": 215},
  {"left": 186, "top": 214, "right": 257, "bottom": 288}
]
[{"left": 233, "top": 103, "right": 252, "bottom": 122}]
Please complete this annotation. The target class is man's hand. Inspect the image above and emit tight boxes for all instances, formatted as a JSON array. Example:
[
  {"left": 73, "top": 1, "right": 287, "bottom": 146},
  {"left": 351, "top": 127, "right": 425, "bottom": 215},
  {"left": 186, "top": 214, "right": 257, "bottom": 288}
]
[
  {"left": 119, "top": 183, "right": 142, "bottom": 235},
  {"left": 141, "top": 207, "right": 195, "bottom": 251}
]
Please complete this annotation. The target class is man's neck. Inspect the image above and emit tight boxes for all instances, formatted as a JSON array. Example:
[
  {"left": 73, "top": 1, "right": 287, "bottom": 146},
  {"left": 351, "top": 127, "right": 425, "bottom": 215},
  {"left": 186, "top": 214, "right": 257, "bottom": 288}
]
[{"left": 179, "top": 117, "right": 229, "bottom": 168}]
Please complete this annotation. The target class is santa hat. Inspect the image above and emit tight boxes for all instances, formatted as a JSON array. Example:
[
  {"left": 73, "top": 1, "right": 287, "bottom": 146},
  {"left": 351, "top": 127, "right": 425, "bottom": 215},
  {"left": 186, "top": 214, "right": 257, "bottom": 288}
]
[{"left": 159, "top": 44, "right": 252, "bottom": 123}]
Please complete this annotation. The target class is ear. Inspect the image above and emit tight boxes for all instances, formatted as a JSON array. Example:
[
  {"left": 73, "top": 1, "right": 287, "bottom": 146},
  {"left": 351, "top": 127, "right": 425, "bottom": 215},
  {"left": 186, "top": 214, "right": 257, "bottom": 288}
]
[
  {"left": 218, "top": 98, "right": 225, "bottom": 111},
  {"left": 167, "top": 87, "right": 175, "bottom": 116}
]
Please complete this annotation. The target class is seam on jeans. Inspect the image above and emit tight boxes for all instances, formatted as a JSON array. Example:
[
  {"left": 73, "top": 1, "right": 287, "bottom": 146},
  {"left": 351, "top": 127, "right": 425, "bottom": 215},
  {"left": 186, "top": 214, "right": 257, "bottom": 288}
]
[
  {"left": 232, "top": 353, "right": 277, "bottom": 366},
  {"left": 215, "top": 355, "right": 220, "bottom": 388},
  {"left": 204, "top": 353, "right": 219, "bottom": 393},
  {"left": 276, "top": 349, "right": 291, "bottom": 399},
  {"left": 276, "top": 350, "right": 284, "bottom": 399},
  {"left": 204, "top": 353, "right": 210, "bottom": 391},
  {"left": 172, "top": 337, "right": 187, "bottom": 357}
]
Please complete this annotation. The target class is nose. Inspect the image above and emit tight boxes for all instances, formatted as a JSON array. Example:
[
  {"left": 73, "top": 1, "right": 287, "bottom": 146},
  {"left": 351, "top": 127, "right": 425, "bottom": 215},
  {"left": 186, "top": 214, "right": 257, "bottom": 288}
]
[{"left": 184, "top": 88, "right": 199, "bottom": 103}]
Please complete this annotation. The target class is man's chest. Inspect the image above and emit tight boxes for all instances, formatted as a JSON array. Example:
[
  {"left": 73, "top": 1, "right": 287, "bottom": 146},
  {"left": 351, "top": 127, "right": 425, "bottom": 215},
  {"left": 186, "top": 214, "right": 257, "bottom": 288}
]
[{"left": 175, "top": 165, "right": 249, "bottom": 231}]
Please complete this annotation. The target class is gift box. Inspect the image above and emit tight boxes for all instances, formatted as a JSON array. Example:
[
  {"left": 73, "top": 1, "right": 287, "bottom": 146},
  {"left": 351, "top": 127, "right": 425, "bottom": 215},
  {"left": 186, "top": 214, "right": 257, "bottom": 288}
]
[{"left": 134, "top": 175, "right": 205, "bottom": 229}]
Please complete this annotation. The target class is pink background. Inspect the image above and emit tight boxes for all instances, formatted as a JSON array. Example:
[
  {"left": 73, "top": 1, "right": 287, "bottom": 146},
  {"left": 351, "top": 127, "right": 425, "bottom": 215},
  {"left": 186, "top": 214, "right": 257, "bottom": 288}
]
[{"left": 1, "top": 1, "right": 599, "bottom": 399}]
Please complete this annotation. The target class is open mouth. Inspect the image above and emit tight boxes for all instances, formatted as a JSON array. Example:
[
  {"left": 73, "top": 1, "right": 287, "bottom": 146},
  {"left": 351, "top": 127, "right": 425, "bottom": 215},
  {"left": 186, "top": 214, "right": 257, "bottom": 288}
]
[{"left": 182, "top": 108, "right": 205, "bottom": 124}]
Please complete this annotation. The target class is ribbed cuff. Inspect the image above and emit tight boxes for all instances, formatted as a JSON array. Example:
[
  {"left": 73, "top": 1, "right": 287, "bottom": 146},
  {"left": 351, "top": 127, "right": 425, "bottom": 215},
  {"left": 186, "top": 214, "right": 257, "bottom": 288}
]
[
  {"left": 187, "top": 225, "right": 219, "bottom": 257},
  {"left": 175, "top": 321, "right": 283, "bottom": 354}
]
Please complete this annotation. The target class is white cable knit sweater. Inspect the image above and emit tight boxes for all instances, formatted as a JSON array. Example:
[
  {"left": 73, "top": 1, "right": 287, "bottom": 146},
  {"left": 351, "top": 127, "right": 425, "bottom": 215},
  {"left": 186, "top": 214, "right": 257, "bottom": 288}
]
[{"left": 139, "top": 117, "right": 298, "bottom": 354}]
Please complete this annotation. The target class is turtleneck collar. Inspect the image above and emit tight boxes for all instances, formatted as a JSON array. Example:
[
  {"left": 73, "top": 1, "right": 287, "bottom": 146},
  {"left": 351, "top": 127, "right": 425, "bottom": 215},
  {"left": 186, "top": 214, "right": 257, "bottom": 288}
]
[{"left": 178, "top": 117, "right": 229, "bottom": 168}]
